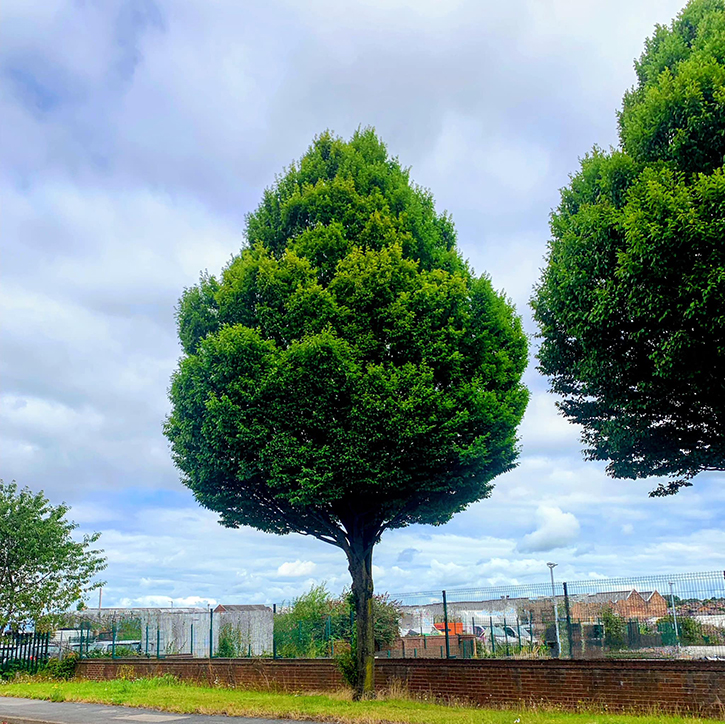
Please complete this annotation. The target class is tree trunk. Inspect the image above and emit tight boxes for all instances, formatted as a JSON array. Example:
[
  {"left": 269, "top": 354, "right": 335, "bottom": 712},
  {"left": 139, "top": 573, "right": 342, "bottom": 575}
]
[{"left": 347, "top": 538, "right": 375, "bottom": 700}]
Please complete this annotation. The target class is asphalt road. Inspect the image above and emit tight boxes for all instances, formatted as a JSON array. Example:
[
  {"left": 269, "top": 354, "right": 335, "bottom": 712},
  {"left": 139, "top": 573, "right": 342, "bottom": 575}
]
[{"left": 0, "top": 696, "right": 301, "bottom": 724}]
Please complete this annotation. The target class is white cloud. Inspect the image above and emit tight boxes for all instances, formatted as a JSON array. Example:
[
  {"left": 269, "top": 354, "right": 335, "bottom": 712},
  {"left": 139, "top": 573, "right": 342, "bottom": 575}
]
[
  {"left": 1, "top": 0, "right": 722, "bottom": 610},
  {"left": 277, "top": 560, "right": 318, "bottom": 578},
  {"left": 518, "top": 506, "right": 580, "bottom": 553}
]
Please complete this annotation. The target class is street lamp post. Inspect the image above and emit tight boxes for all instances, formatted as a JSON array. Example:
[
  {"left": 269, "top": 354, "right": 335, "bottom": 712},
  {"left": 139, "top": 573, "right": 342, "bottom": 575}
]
[{"left": 547, "top": 562, "right": 561, "bottom": 658}]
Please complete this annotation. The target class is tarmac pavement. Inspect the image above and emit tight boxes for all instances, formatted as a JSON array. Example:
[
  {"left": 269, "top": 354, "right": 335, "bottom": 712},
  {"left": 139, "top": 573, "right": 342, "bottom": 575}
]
[{"left": 0, "top": 696, "right": 301, "bottom": 724}]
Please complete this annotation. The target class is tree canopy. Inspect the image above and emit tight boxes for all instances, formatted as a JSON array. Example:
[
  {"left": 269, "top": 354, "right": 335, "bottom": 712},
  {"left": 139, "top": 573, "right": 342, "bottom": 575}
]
[
  {"left": 0, "top": 481, "right": 106, "bottom": 631},
  {"left": 165, "top": 128, "right": 528, "bottom": 696},
  {"left": 532, "top": 0, "right": 725, "bottom": 496}
]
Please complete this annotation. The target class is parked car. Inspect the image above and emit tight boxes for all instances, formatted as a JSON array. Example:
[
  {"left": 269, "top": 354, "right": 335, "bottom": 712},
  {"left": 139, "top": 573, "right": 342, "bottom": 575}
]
[
  {"left": 88, "top": 640, "right": 142, "bottom": 655},
  {"left": 474, "top": 623, "right": 539, "bottom": 647}
]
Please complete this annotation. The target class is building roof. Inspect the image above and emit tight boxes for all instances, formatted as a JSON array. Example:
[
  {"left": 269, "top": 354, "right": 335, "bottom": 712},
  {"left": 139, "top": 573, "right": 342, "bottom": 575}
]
[
  {"left": 213, "top": 604, "right": 271, "bottom": 613},
  {"left": 640, "top": 591, "right": 665, "bottom": 602},
  {"left": 571, "top": 590, "right": 640, "bottom": 605}
]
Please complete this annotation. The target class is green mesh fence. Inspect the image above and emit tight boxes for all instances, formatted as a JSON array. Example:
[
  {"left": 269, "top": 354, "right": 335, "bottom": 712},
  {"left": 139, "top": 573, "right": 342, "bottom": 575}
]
[{"left": 389, "top": 570, "right": 725, "bottom": 660}]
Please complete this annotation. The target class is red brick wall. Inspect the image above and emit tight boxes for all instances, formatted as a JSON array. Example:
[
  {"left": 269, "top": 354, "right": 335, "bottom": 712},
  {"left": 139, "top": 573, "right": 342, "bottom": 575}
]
[
  {"left": 77, "top": 658, "right": 343, "bottom": 692},
  {"left": 77, "top": 657, "right": 725, "bottom": 717},
  {"left": 381, "top": 634, "right": 477, "bottom": 659},
  {"left": 376, "top": 659, "right": 725, "bottom": 717}
]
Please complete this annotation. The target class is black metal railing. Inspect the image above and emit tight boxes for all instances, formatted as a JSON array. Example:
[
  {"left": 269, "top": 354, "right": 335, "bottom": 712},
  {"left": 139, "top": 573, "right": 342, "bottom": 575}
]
[{"left": 0, "top": 632, "right": 51, "bottom": 676}]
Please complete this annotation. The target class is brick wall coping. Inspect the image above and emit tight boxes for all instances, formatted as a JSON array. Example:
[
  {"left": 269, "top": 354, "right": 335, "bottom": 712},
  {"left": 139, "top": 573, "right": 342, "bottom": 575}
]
[{"left": 90, "top": 656, "right": 725, "bottom": 671}]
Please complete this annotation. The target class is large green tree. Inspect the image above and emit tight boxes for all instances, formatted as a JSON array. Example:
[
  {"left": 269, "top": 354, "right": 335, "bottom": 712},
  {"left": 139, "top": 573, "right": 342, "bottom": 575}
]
[
  {"left": 165, "top": 129, "right": 528, "bottom": 697},
  {"left": 532, "top": 0, "right": 725, "bottom": 496},
  {"left": 0, "top": 481, "right": 106, "bottom": 631}
]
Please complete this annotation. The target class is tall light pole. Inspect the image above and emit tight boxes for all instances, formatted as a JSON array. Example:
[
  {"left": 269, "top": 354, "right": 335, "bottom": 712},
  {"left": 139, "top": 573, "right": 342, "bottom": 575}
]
[{"left": 547, "top": 562, "right": 561, "bottom": 657}]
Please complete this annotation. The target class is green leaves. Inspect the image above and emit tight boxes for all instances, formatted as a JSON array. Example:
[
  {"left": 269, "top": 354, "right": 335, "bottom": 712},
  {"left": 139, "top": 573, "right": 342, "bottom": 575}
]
[
  {"left": 0, "top": 481, "right": 107, "bottom": 631},
  {"left": 273, "top": 584, "right": 401, "bottom": 658},
  {"left": 621, "top": 0, "right": 725, "bottom": 174},
  {"left": 532, "top": 0, "right": 725, "bottom": 494},
  {"left": 167, "top": 126, "right": 529, "bottom": 699},
  {"left": 166, "top": 127, "right": 528, "bottom": 541}
]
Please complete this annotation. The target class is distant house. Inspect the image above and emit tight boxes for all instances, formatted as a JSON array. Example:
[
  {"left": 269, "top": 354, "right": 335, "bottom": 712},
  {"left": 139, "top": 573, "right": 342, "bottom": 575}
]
[
  {"left": 570, "top": 589, "right": 669, "bottom": 622},
  {"left": 399, "top": 588, "right": 672, "bottom": 633},
  {"left": 641, "top": 591, "right": 669, "bottom": 618}
]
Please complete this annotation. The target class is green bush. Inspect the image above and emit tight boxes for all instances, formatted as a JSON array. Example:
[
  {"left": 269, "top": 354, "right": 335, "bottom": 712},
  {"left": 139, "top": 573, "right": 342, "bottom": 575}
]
[
  {"left": 274, "top": 584, "right": 401, "bottom": 659},
  {"left": 334, "top": 649, "right": 357, "bottom": 689},
  {"left": 601, "top": 607, "right": 627, "bottom": 650},
  {"left": 217, "top": 624, "right": 244, "bottom": 657},
  {"left": 0, "top": 660, "right": 26, "bottom": 681},
  {"left": 44, "top": 653, "right": 78, "bottom": 680},
  {"left": 658, "top": 615, "right": 706, "bottom": 646},
  {"left": 83, "top": 645, "right": 140, "bottom": 659}
]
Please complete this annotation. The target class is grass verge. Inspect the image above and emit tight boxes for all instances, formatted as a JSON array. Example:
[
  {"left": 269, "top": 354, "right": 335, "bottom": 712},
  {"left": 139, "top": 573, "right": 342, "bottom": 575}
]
[{"left": 0, "top": 676, "right": 721, "bottom": 724}]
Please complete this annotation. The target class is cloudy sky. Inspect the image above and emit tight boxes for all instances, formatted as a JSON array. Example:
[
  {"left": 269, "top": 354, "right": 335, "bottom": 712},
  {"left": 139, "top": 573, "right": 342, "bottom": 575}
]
[{"left": 2, "top": 0, "right": 724, "bottom": 609}]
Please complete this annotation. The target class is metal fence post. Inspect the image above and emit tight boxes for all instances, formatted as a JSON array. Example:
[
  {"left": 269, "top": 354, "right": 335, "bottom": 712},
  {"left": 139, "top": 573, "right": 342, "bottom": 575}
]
[
  {"left": 43, "top": 631, "right": 50, "bottom": 670},
  {"left": 668, "top": 581, "right": 681, "bottom": 647},
  {"left": 489, "top": 616, "right": 495, "bottom": 654},
  {"left": 563, "top": 582, "right": 574, "bottom": 659},
  {"left": 529, "top": 611, "right": 534, "bottom": 652},
  {"left": 145, "top": 624, "right": 149, "bottom": 658},
  {"left": 112, "top": 622, "right": 117, "bottom": 659},
  {"left": 191, "top": 623, "right": 194, "bottom": 658},
  {"left": 442, "top": 590, "right": 450, "bottom": 659},
  {"left": 209, "top": 608, "right": 213, "bottom": 659},
  {"left": 157, "top": 627, "right": 161, "bottom": 660},
  {"left": 272, "top": 604, "right": 277, "bottom": 659}
]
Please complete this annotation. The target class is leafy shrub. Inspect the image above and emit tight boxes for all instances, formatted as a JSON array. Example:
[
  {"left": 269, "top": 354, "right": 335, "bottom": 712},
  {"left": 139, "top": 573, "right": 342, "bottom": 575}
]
[
  {"left": 113, "top": 646, "right": 141, "bottom": 658},
  {"left": 658, "top": 615, "right": 706, "bottom": 645},
  {"left": 601, "top": 607, "right": 627, "bottom": 650},
  {"left": 84, "top": 645, "right": 140, "bottom": 658},
  {"left": 45, "top": 653, "right": 78, "bottom": 680},
  {"left": 334, "top": 649, "right": 357, "bottom": 689},
  {"left": 274, "top": 584, "right": 401, "bottom": 659},
  {"left": 0, "top": 660, "right": 26, "bottom": 680},
  {"left": 217, "top": 623, "right": 246, "bottom": 658}
]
